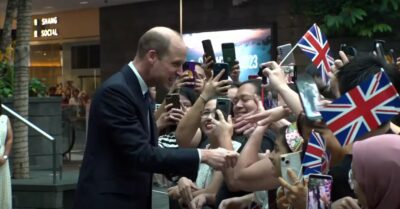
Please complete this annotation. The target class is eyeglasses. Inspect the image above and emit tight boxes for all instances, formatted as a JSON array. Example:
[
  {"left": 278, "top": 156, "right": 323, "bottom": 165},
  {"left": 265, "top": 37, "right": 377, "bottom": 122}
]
[
  {"left": 232, "top": 95, "right": 255, "bottom": 105},
  {"left": 200, "top": 110, "right": 216, "bottom": 118}
]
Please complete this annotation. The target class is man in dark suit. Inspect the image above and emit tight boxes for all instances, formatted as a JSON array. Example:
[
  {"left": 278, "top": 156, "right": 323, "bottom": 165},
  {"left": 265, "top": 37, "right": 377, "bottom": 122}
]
[{"left": 74, "top": 27, "right": 238, "bottom": 209}]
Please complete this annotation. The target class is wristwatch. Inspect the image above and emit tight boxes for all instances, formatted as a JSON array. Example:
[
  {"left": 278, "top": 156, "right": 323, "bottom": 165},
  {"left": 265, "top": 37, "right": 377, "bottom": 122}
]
[{"left": 2, "top": 155, "right": 8, "bottom": 160}]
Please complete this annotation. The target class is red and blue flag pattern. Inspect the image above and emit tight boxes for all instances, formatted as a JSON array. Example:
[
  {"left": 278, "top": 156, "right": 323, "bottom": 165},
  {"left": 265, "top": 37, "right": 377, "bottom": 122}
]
[
  {"left": 302, "top": 131, "right": 329, "bottom": 176},
  {"left": 297, "top": 23, "right": 334, "bottom": 84},
  {"left": 320, "top": 70, "right": 400, "bottom": 146}
]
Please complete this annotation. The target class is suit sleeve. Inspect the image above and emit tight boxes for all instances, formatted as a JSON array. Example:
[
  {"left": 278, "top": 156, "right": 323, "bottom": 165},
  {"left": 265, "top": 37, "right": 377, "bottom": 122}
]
[{"left": 98, "top": 85, "right": 199, "bottom": 177}]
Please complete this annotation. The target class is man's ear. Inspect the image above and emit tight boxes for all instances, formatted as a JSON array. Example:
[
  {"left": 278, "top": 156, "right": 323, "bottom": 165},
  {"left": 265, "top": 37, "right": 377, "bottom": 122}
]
[{"left": 147, "top": 49, "right": 158, "bottom": 64}]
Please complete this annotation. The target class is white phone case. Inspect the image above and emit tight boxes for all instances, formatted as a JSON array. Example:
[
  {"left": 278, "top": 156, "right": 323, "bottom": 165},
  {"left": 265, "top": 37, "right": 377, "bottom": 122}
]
[{"left": 280, "top": 151, "right": 302, "bottom": 185}]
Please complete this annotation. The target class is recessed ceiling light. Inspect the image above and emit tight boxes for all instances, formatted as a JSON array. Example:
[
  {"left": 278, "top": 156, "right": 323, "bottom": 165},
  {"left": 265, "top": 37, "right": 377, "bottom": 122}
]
[{"left": 80, "top": 1, "right": 89, "bottom": 5}]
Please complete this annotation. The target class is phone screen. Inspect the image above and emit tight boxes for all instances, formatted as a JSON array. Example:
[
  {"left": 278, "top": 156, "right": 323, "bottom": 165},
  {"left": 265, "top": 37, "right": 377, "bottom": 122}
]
[
  {"left": 183, "top": 61, "right": 197, "bottom": 88},
  {"left": 213, "top": 63, "right": 229, "bottom": 81},
  {"left": 222, "top": 43, "right": 236, "bottom": 69},
  {"left": 296, "top": 74, "right": 322, "bottom": 121},
  {"left": 165, "top": 93, "right": 180, "bottom": 109},
  {"left": 216, "top": 97, "right": 232, "bottom": 120},
  {"left": 307, "top": 174, "right": 333, "bottom": 209}
]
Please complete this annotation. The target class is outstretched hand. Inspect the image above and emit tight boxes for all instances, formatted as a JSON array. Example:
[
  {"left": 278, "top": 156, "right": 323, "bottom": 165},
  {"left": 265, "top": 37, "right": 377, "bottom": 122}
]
[{"left": 201, "top": 148, "right": 239, "bottom": 170}]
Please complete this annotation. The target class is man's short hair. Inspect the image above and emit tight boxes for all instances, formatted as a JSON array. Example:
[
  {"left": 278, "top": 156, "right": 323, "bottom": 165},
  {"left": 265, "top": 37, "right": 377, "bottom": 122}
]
[{"left": 136, "top": 30, "right": 171, "bottom": 59}]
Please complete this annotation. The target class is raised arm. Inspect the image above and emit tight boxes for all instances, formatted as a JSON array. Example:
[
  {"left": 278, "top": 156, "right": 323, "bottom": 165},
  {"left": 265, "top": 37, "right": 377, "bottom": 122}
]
[
  {"left": 231, "top": 125, "right": 279, "bottom": 191},
  {"left": 262, "top": 61, "right": 303, "bottom": 116},
  {"left": 175, "top": 70, "right": 231, "bottom": 148}
]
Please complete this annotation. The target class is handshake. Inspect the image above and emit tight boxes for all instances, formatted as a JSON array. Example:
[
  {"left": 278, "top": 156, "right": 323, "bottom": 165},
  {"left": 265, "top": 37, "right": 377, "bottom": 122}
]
[{"left": 200, "top": 147, "right": 239, "bottom": 170}]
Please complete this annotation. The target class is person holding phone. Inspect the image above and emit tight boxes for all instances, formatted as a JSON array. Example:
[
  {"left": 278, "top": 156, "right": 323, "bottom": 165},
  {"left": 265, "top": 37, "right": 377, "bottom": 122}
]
[
  {"left": 74, "top": 27, "right": 239, "bottom": 209},
  {"left": 169, "top": 98, "right": 242, "bottom": 209}
]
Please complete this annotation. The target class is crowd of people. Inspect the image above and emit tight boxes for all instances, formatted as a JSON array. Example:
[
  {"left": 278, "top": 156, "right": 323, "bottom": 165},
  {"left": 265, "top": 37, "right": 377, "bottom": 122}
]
[
  {"left": 71, "top": 26, "right": 400, "bottom": 209},
  {"left": 75, "top": 27, "right": 400, "bottom": 209},
  {"left": 2, "top": 26, "right": 399, "bottom": 209}
]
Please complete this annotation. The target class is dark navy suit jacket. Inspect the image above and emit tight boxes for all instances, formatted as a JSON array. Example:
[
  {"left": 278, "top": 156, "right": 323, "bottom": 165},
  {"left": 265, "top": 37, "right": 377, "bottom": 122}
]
[{"left": 74, "top": 65, "right": 199, "bottom": 209}]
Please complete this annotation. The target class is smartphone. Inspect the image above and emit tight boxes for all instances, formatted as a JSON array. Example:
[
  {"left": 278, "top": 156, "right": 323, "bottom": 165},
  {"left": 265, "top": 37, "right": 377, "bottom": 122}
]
[
  {"left": 202, "top": 39, "right": 216, "bottom": 64},
  {"left": 340, "top": 44, "right": 357, "bottom": 57},
  {"left": 307, "top": 174, "right": 333, "bottom": 209},
  {"left": 182, "top": 61, "right": 197, "bottom": 88},
  {"left": 222, "top": 43, "right": 236, "bottom": 70},
  {"left": 280, "top": 151, "right": 302, "bottom": 185},
  {"left": 216, "top": 97, "right": 232, "bottom": 120},
  {"left": 213, "top": 63, "right": 229, "bottom": 81},
  {"left": 374, "top": 40, "right": 386, "bottom": 62},
  {"left": 296, "top": 74, "right": 323, "bottom": 121},
  {"left": 277, "top": 44, "right": 295, "bottom": 66},
  {"left": 257, "top": 66, "right": 268, "bottom": 84},
  {"left": 165, "top": 93, "right": 180, "bottom": 109}
]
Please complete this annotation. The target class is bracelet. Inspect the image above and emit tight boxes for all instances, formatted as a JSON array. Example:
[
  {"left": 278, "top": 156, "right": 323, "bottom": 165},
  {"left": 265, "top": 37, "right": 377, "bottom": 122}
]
[{"left": 199, "top": 94, "right": 208, "bottom": 102}]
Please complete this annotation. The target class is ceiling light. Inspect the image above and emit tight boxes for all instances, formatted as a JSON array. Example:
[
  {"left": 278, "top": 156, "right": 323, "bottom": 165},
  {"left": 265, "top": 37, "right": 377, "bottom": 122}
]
[
  {"left": 80, "top": 1, "right": 89, "bottom": 5},
  {"left": 44, "top": 6, "right": 54, "bottom": 9}
]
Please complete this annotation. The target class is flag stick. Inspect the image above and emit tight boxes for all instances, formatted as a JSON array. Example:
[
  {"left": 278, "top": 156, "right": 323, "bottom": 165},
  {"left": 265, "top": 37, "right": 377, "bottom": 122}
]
[{"left": 279, "top": 43, "right": 299, "bottom": 66}]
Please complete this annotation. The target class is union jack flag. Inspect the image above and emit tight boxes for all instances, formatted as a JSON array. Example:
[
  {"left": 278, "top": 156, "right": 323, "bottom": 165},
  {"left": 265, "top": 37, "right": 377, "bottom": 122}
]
[
  {"left": 320, "top": 70, "right": 400, "bottom": 146},
  {"left": 297, "top": 23, "right": 334, "bottom": 84},
  {"left": 302, "top": 131, "right": 329, "bottom": 176}
]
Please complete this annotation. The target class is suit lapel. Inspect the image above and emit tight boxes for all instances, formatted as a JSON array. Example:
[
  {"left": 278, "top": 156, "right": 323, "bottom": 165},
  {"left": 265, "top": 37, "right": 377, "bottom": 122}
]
[{"left": 121, "top": 65, "right": 156, "bottom": 145}]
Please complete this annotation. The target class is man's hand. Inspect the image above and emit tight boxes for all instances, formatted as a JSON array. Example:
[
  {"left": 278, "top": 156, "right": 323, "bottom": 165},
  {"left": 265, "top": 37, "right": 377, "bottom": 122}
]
[
  {"left": 177, "top": 177, "right": 199, "bottom": 206},
  {"left": 229, "top": 60, "right": 240, "bottom": 83},
  {"left": 201, "top": 148, "right": 239, "bottom": 170},
  {"left": 331, "top": 197, "right": 361, "bottom": 209}
]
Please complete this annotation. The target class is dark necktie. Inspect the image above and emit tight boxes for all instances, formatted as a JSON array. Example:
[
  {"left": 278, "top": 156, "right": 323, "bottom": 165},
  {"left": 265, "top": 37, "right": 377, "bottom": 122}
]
[
  {"left": 144, "top": 91, "right": 155, "bottom": 145},
  {"left": 144, "top": 91, "right": 152, "bottom": 108}
]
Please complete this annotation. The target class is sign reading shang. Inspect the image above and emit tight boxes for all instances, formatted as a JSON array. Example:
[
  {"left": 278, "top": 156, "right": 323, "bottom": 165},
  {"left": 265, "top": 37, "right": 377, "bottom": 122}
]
[{"left": 33, "top": 17, "right": 59, "bottom": 38}]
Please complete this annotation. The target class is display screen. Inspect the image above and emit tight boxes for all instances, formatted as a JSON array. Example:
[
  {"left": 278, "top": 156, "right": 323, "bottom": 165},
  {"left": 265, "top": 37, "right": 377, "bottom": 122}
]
[{"left": 183, "top": 28, "right": 273, "bottom": 82}]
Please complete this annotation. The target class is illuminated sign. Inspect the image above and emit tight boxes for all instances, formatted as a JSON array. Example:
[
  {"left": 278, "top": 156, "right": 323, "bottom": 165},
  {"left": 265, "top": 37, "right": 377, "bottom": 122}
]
[{"left": 33, "top": 17, "right": 59, "bottom": 38}]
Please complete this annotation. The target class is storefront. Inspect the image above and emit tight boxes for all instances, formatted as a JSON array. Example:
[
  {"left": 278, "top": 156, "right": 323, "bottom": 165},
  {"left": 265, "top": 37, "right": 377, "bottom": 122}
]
[{"left": 30, "top": 8, "right": 100, "bottom": 97}]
